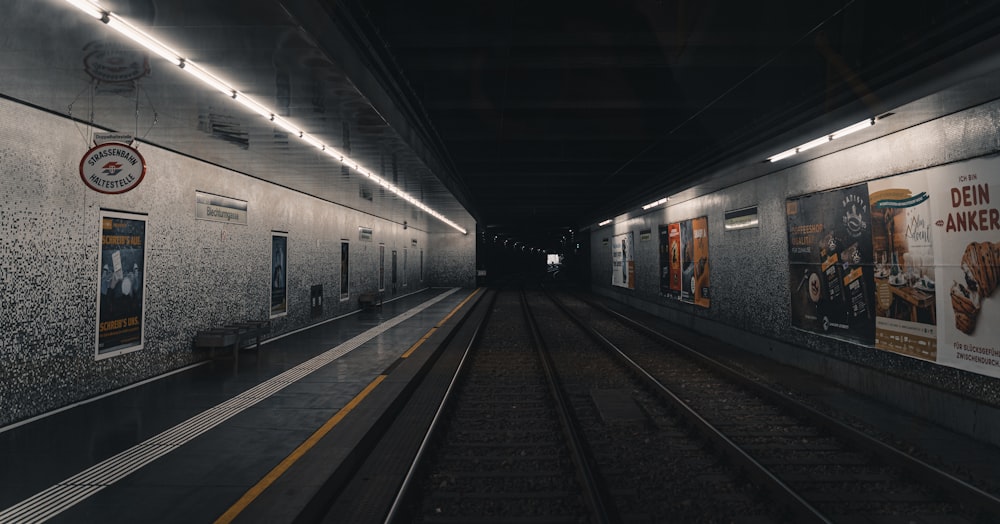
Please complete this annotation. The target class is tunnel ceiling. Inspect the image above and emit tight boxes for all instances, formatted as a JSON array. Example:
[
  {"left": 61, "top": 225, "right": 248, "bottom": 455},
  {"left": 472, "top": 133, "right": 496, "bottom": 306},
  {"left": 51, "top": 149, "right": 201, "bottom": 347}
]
[
  {"left": 336, "top": 0, "right": 1000, "bottom": 251},
  {"left": 5, "top": 2, "right": 1000, "bottom": 251}
]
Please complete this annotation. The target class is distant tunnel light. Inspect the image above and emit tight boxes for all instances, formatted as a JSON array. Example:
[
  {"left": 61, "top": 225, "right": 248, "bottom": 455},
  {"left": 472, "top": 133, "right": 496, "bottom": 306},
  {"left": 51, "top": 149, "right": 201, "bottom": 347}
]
[
  {"left": 767, "top": 118, "right": 874, "bottom": 162},
  {"left": 63, "top": 0, "right": 468, "bottom": 235}
]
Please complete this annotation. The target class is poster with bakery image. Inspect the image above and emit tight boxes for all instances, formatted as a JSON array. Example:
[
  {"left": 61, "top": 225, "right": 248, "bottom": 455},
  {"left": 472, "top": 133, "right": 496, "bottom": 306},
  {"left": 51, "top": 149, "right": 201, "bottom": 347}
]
[
  {"left": 785, "top": 184, "right": 876, "bottom": 344},
  {"left": 927, "top": 157, "right": 1000, "bottom": 378},
  {"left": 691, "top": 216, "right": 711, "bottom": 308},
  {"left": 868, "top": 172, "right": 937, "bottom": 361},
  {"left": 612, "top": 231, "right": 635, "bottom": 289}
]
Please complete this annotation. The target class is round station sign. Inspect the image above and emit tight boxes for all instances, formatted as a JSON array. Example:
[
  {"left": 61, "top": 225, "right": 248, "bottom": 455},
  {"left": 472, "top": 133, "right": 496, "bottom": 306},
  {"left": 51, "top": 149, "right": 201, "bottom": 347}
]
[{"left": 79, "top": 142, "right": 147, "bottom": 194}]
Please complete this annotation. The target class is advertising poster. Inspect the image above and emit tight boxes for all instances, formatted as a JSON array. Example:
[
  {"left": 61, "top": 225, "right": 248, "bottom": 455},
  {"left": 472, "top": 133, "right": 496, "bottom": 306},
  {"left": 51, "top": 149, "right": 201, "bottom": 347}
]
[
  {"left": 786, "top": 184, "right": 875, "bottom": 344},
  {"left": 679, "top": 220, "right": 694, "bottom": 302},
  {"left": 271, "top": 233, "right": 287, "bottom": 317},
  {"left": 658, "top": 225, "right": 673, "bottom": 298},
  {"left": 691, "top": 216, "right": 711, "bottom": 308},
  {"left": 612, "top": 231, "right": 635, "bottom": 289},
  {"left": 928, "top": 157, "right": 1000, "bottom": 377},
  {"left": 667, "top": 223, "right": 682, "bottom": 298},
  {"left": 96, "top": 211, "right": 146, "bottom": 358},
  {"left": 379, "top": 244, "right": 385, "bottom": 291},
  {"left": 869, "top": 173, "right": 937, "bottom": 361},
  {"left": 340, "top": 241, "right": 350, "bottom": 299}
]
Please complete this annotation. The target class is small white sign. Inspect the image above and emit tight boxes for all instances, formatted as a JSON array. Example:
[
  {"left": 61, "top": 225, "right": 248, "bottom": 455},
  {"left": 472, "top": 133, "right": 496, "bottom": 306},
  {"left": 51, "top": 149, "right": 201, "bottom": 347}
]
[
  {"left": 94, "top": 132, "right": 135, "bottom": 145},
  {"left": 79, "top": 143, "right": 146, "bottom": 194},
  {"left": 196, "top": 191, "right": 248, "bottom": 225}
]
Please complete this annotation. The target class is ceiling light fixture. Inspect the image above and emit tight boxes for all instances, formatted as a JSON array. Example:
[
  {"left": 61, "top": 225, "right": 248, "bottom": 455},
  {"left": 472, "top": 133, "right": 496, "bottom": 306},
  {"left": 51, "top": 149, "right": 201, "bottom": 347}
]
[
  {"left": 65, "top": 0, "right": 468, "bottom": 235},
  {"left": 794, "top": 135, "right": 832, "bottom": 154},
  {"left": 104, "top": 14, "right": 183, "bottom": 66},
  {"left": 641, "top": 197, "right": 668, "bottom": 210},
  {"left": 232, "top": 92, "right": 273, "bottom": 120},
  {"left": 179, "top": 60, "right": 233, "bottom": 96},
  {"left": 767, "top": 118, "right": 874, "bottom": 162},
  {"left": 65, "top": 0, "right": 102, "bottom": 18},
  {"left": 598, "top": 219, "right": 612, "bottom": 227},
  {"left": 829, "top": 118, "right": 875, "bottom": 140}
]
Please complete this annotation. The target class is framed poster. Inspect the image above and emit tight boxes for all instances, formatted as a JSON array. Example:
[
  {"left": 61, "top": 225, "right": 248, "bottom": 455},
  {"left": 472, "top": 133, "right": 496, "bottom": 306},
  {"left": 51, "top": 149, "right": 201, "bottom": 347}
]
[
  {"left": 927, "top": 158, "right": 1000, "bottom": 377},
  {"left": 340, "top": 240, "right": 350, "bottom": 300},
  {"left": 271, "top": 233, "right": 287, "bottom": 317},
  {"left": 691, "top": 216, "right": 711, "bottom": 308},
  {"left": 612, "top": 231, "right": 635, "bottom": 289},
  {"left": 679, "top": 220, "right": 694, "bottom": 302},
  {"left": 869, "top": 173, "right": 937, "bottom": 361},
  {"left": 378, "top": 243, "right": 385, "bottom": 291},
  {"left": 96, "top": 210, "right": 147, "bottom": 359},
  {"left": 658, "top": 225, "right": 672, "bottom": 298},
  {"left": 786, "top": 185, "right": 876, "bottom": 344}
]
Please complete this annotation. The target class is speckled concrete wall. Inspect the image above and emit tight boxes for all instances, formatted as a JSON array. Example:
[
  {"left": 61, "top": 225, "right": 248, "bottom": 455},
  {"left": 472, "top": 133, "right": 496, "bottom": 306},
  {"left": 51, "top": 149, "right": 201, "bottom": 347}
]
[
  {"left": 0, "top": 98, "right": 453, "bottom": 427},
  {"left": 428, "top": 230, "right": 476, "bottom": 288},
  {"left": 591, "top": 96, "right": 1000, "bottom": 444}
]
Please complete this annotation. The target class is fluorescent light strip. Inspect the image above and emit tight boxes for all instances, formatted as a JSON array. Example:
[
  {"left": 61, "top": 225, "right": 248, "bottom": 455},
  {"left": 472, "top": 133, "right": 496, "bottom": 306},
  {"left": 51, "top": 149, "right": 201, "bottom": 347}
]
[
  {"left": 104, "top": 14, "right": 183, "bottom": 66},
  {"left": 301, "top": 134, "right": 325, "bottom": 150},
  {"left": 232, "top": 92, "right": 273, "bottom": 119},
  {"left": 180, "top": 60, "right": 233, "bottom": 96},
  {"left": 66, "top": 1, "right": 468, "bottom": 235},
  {"left": 66, "top": 0, "right": 103, "bottom": 18},
  {"left": 641, "top": 197, "right": 668, "bottom": 210},
  {"left": 767, "top": 117, "right": 874, "bottom": 163},
  {"left": 794, "top": 135, "right": 831, "bottom": 153},
  {"left": 598, "top": 219, "right": 612, "bottom": 227},
  {"left": 270, "top": 115, "right": 301, "bottom": 137},
  {"left": 830, "top": 118, "right": 874, "bottom": 140},
  {"left": 767, "top": 148, "right": 797, "bottom": 163}
]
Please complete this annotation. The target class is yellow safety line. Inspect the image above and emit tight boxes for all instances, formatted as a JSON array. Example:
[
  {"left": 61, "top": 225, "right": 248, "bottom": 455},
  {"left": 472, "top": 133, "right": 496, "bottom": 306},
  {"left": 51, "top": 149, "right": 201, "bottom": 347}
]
[
  {"left": 215, "top": 287, "right": 481, "bottom": 522},
  {"left": 435, "top": 287, "right": 481, "bottom": 327},
  {"left": 214, "top": 375, "right": 385, "bottom": 524},
  {"left": 402, "top": 287, "right": 480, "bottom": 358},
  {"left": 400, "top": 327, "right": 437, "bottom": 359}
]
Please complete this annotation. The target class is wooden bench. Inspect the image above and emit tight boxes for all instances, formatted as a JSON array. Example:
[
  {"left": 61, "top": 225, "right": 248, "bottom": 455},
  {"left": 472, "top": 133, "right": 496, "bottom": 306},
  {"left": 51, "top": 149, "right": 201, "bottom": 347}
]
[
  {"left": 358, "top": 292, "right": 383, "bottom": 311},
  {"left": 195, "top": 320, "right": 271, "bottom": 366}
]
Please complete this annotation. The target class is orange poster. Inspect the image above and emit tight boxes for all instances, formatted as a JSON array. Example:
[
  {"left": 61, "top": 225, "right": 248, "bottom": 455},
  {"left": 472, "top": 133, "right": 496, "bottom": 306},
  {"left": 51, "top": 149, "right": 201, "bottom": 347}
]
[{"left": 691, "top": 216, "right": 711, "bottom": 308}]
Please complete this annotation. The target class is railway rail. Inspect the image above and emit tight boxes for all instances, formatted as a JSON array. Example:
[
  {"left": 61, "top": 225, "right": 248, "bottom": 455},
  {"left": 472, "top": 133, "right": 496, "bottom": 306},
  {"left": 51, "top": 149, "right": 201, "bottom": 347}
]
[
  {"left": 550, "top": 289, "right": 1000, "bottom": 523},
  {"left": 390, "top": 289, "right": 613, "bottom": 523},
  {"left": 312, "top": 286, "right": 1000, "bottom": 523}
]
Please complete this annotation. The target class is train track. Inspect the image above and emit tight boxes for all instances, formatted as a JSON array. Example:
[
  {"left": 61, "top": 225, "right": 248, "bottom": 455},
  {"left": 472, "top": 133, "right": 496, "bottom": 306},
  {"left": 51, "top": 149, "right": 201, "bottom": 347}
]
[
  {"left": 318, "top": 285, "right": 1000, "bottom": 523},
  {"left": 549, "top": 290, "right": 1000, "bottom": 523},
  {"left": 388, "top": 289, "right": 614, "bottom": 523}
]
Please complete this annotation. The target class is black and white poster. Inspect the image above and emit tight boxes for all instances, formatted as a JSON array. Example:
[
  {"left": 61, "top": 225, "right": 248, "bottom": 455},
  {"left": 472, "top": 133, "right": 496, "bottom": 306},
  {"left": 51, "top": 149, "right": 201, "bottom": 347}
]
[
  {"left": 271, "top": 233, "right": 287, "bottom": 317},
  {"left": 340, "top": 240, "right": 350, "bottom": 299},
  {"left": 96, "top": 211, "right": 146, "bottom": 359},
  {"left": 612, "top": 231, "right": 635, "bottom": 289}
]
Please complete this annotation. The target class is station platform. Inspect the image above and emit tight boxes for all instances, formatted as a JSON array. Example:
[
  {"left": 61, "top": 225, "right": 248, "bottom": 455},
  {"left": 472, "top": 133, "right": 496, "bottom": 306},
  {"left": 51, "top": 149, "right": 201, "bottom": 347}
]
[{"left": 0, "top": 287, "right": 482, "bottom": 524}]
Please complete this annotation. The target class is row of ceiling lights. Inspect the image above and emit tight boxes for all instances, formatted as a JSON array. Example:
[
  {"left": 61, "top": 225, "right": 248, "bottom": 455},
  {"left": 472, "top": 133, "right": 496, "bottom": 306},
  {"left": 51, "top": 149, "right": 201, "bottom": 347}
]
[
  {"left": 65, "top": 0, "right": 468, "bottom": 235},
  {"left": 595, "top": 117, "right": 876, "bottom": 228},
  {"left": 481, "top": 232, "right": 547, "bottom": 254}
]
